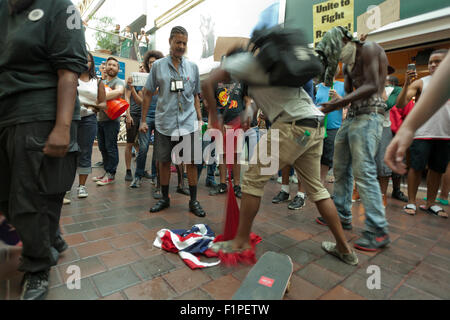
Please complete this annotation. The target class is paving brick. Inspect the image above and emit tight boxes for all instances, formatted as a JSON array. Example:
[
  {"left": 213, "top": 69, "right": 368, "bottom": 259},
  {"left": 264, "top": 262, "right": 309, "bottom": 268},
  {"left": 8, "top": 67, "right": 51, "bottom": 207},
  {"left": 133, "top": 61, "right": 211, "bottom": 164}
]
[
  {"left": 131, "top": 255, "right": 176, "bottom": 280},
  {"left": 265, "top": 233, "right": 298, "bottom": 249},
  {"left": 314, "top": 254, "right": 359, "bottom": 277},
  {"left": 140, "top": 217, "right": 170, "bottom": 230},
  {"left": 57, "top": 247, "right": 80, "bottom": 266},
  {"left": 282, "top": 245, "right": 319, "bottom": 266},
  {"left": 404, "top": 262, "right": 450, "bottom": 299},
  {"left": 110, "top": 233, "right": 145, "bottom": 249},
  {"left": 100, "top": 248, "right": 140, "bottom": 270},
  {"left": 84, "top": 226, "right": 118, "bottom": 241},
  {"left": 59, "top": 256, "right": 107, "bottom": 283},
  {"left": 46, "top": 278, "right": 99, "bottom": 300},
  {"left": 369, "top": 253, "right": 417, "bottom": 276},
  {"left": 92, "top": 266, "right": 141, "bottom": 297},
  {"left": 64, "top": 221, "right": 98, "bottom": 234},
  {"left": 201, "top": 274, "right": 241, "bottom": 300},
  {"left": 319, "top": 285, "right": 366, "bottom": 300},
  {"left": 295, "top": 263, "right": 344, "bottom": 290},
  {"left": 124, "top": 277, "right": 177, "bottom": 300},
  {"left": 284, "top": 275, "right": 325, "bottom": 300},
  {"left": 115, "top": 222, "right": 147, "bottom": 234},
  {"left": 63, "top": 233, "right": 87, "bottom": 246},
  {"left": 163, "top": 267, "right": 211, "bottom": 294},
  {"left": 76, "top": 240, "right": 114, "bottom": 259},
  {"left": 133, "top": 241, "right": 161, "bottom": 259},
  {"left": 281, "top": 228, "right": 313, "bottom": 242},
  {"left": 390, "top": 284, "right": 441, "bottom": 300},
  {"left": 100, "top": 292, "right": 126, "bottom": 300},
  {"left": 173, "top": 288, "right": 213, "bottom": 300},
  {"left": 423, "top": 253, "right": 450, "bottom": 272}
]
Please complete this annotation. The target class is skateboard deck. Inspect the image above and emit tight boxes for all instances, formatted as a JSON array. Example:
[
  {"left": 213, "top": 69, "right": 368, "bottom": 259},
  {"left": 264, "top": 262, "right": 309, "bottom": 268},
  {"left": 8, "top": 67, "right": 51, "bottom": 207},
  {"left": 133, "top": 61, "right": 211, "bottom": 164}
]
[{"left": 232, "top": 251, "right": 293, "bottom": 300}]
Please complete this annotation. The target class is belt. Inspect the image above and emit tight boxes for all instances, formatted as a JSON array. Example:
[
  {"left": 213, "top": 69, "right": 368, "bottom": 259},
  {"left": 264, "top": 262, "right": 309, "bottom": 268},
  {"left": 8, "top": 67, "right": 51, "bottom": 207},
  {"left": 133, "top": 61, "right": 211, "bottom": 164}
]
[
  {"left": 347, "top": 107, "right": 385, "bottom": 118},
  {"left": 293, "top": 117, "right": 325, "bottom": 128}
]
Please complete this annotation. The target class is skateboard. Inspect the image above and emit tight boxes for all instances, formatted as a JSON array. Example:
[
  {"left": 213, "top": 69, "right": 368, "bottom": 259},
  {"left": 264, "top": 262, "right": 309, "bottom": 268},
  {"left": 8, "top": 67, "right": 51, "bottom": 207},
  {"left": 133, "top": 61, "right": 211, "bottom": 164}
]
[{"left": 232, "top": 251, "right": 293, "bottom": 300}]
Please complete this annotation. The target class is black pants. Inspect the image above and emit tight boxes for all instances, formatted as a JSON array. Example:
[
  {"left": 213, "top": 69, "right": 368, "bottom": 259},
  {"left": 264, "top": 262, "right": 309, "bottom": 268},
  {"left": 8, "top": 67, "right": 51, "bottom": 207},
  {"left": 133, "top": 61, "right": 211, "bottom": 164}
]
[{"left": 0, "top": 121, "right": 79, "bottom": 272}]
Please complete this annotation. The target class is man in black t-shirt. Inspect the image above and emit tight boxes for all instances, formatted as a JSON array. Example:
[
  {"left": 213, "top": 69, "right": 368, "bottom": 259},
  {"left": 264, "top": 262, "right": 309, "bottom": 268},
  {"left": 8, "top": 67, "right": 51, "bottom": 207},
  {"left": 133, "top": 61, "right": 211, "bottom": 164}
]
[
  {"left": 209, "top": 80, "right": 248, "bottom": 198},
  {"left": 0, "top": 0, "right": 87, "bottom": 300}
]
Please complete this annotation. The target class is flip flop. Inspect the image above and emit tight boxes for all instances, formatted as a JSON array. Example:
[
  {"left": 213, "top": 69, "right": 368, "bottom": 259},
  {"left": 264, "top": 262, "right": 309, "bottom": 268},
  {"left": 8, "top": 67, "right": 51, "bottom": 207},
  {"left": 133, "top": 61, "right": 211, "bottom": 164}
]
[
  {"left": 437, "top": 198, "right": 449, "bottom": 206},
  {"left": 419, "top": 205, "right": 448, "bottom": 218},
  {"left": 403, "top": 204, "right": 416, "bottom": 216}
]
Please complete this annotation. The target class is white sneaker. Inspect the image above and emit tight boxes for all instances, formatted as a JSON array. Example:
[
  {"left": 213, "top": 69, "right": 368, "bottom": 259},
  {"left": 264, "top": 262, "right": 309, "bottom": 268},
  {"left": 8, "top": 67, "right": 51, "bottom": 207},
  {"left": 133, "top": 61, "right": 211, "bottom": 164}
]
[
  {"left": 63, "top": 198, "right": 71, "bottom": 205},
  {"left": 77, "top": 185, "right": 88, "bottom": 198},
  {"left": 96, "top": 173, "right": 115, "bottom": 186},
  {"left": 276, "top": 176, "right": 282, "bottom": 184}
]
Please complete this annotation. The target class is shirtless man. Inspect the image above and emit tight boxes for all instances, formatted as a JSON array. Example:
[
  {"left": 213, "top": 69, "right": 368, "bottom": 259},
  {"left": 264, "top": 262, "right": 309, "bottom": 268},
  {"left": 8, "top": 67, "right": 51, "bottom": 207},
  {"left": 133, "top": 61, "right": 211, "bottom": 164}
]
[{"left": 318, "top": 27, "right": 390, "bottom": 251}]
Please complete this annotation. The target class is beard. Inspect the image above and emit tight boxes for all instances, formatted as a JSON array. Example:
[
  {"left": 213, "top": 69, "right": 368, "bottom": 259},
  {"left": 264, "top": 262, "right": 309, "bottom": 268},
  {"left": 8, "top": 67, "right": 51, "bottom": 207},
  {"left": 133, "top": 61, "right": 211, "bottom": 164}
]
[
  {"left": 340, "top": 42, "right": 357, "bottom": 71},
  {"left": 8, "top": 0, "right": 35, "bottom": 14}
]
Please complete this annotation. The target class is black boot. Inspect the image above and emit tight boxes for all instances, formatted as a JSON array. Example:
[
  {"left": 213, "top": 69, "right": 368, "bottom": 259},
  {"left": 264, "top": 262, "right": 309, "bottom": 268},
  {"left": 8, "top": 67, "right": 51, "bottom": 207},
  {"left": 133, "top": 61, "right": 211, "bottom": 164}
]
[
  {"left": 189, "top": 200, "right": 206, "bottom": 217},
  {"left": 54, "top": 234, "right": 68, "bottom": 253}
]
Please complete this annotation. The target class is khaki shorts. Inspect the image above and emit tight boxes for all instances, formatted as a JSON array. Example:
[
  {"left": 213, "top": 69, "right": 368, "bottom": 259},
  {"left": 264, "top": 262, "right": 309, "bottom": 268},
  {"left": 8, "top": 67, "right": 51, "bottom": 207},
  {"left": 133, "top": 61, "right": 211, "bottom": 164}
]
[{"left": 242, "top": 121, "right": 330, "bottom": 202}]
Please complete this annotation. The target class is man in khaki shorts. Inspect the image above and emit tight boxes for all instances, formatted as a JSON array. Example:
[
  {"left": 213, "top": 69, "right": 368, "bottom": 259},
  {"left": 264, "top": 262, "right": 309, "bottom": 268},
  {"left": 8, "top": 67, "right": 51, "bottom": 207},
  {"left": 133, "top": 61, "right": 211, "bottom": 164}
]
[{"left": 201, "top": 49, "right": 358, "bottom": 266}]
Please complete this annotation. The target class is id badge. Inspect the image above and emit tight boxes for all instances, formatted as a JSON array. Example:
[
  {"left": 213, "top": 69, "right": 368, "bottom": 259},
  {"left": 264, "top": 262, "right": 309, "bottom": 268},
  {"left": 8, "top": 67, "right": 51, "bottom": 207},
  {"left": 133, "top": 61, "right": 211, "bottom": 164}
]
[{"left": 170, "top": 78, "right": 184, "bottom": 92}]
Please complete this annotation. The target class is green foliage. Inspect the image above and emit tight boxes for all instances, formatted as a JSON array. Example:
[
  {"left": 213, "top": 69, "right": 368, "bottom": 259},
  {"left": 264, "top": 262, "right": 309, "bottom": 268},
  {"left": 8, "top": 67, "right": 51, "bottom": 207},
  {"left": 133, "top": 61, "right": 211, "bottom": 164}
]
[{"left": 92, "top": 16, "right": 118, "bottom": 52}]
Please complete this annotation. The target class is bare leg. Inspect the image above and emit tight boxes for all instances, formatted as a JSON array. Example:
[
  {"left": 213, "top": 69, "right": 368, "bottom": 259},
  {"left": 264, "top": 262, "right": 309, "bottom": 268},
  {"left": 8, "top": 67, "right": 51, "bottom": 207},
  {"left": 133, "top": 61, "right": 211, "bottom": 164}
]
[
  {"left": 79, "top": 174, "right": 88, "bottom": 186},
  {"left": 282, "top": 166, "right": 290, "bottom": 185},
  {"left": 230, "top": 192, "right": 261, "bottom": 250},
  {"left": 321, "top": 164, "right": 330, "bottom": 184},
  {"left": 315, "top": 198, "right": 352, "bottom": 254},
  {"left": 176, "top": 164, "right": 185, "bottom": 187},
  {"left": 439, "top": 163, "right": 450, "bottom": 201},
  {"left": 425, "top": 170, "right": 443, "bottom": 208},
  {"left": 125, "top": 143, "right": 133, "bottom": 171},
  {"left": 407, "top": 168, "right": 422, "bottom": 206},
  {"left": 186, "top": 163, "right": 198, "bottom": 186}
]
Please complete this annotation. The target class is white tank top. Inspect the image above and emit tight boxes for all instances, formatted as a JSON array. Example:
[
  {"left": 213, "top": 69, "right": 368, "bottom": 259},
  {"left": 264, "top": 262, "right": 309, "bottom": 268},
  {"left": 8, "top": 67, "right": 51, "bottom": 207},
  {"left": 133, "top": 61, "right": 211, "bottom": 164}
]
[
  {"left": 414, "top": 76, "right": 450, "bottom": 139},
  {"left": 78, "top": 78, "right": 98, "bottom": 117}
]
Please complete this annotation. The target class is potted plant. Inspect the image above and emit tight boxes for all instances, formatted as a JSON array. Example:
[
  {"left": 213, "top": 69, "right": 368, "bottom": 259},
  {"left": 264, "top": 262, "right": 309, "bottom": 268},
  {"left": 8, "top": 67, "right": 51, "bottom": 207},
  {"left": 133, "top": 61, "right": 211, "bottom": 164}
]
[{"left": 92, "top": 16, "right": 118, "bottom": 54}]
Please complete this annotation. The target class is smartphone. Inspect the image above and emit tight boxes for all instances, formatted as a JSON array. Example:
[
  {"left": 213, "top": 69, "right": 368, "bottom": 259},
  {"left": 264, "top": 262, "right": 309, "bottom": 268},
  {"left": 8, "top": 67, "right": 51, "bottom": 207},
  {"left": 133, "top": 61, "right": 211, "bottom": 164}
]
[{"left": 407, "top": 64, "right": 416, "bottom": 71}]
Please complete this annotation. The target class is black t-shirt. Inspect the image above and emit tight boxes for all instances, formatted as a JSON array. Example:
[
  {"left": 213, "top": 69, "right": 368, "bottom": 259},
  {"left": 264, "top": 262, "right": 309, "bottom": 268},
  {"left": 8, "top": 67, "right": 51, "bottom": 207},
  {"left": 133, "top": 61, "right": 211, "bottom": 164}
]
[
  {"left": 0, "top": 0, "right": 88, "bottom": 127},
  {"left": 215, "top": 81, "right": 246, "bottom": 124}
]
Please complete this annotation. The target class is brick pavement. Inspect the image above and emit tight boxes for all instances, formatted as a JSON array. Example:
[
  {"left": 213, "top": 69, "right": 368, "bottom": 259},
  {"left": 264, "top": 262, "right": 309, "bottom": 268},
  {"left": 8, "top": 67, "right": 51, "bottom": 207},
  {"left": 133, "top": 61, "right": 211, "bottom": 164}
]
[{"left": 1, "top": 145, "right": 449, "bottom": 300}]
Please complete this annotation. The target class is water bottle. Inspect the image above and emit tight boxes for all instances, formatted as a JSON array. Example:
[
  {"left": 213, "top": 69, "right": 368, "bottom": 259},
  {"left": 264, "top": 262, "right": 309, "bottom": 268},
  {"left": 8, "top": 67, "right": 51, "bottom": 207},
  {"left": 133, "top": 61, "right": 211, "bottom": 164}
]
[{"left": 296, "top": 130, "right": 311, "bottom": 147}]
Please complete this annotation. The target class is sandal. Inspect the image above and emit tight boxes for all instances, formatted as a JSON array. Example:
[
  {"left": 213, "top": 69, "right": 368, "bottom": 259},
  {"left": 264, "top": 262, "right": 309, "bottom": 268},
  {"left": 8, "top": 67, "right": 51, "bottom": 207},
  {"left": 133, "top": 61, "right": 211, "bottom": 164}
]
[
  {"left": 419, "top": 205, "right": 448, "bottom": 218},
  {"left": 403, "top": 204, "right": 416, "bottom": 216},
  {"left": 423, "top": 197, "right": 448, "bottom": 206}
]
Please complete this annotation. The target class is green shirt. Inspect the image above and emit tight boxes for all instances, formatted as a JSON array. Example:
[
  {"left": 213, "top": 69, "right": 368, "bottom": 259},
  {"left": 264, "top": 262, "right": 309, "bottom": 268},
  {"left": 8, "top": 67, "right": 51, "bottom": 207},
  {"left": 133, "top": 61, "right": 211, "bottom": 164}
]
[
  {"left": 0, "top": 0, "right": 88, "bottom": 128},
  {"left": 386, "top": 86, "right": 402, "bottom": 110}
]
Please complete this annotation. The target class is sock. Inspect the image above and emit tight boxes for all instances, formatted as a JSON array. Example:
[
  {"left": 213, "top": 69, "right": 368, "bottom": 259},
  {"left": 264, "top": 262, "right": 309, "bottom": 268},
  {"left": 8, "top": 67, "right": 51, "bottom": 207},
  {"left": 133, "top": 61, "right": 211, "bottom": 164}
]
[
  {"left": 189, "top": 185, "right": 197, "bottom": 202},
  {"left": 281, "top": 184, "right": 289, "bottom": 193},
  {"left": 161, "top": 185, "right": 169, "bottom": 199},
  {"left": 297, "top": 191, "right": 305, "bottom": 198},
  {"left": 126, "top": 169, "right": 132, "bottom": 174}
]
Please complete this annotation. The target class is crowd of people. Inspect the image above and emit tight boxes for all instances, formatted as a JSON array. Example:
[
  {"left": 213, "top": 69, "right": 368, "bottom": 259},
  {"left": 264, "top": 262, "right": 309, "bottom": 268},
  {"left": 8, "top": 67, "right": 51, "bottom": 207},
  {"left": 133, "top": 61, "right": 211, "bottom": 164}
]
[{"left": 0, "top": 0, "right": 448, "bottom": 300}]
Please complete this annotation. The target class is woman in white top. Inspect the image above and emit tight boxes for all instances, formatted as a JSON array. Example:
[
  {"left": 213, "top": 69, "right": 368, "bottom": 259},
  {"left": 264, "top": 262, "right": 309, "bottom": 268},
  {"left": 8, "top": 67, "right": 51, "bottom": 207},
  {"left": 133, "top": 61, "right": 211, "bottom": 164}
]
[{"left": 76, "top": 52, "right": 106, "bottom": 198}]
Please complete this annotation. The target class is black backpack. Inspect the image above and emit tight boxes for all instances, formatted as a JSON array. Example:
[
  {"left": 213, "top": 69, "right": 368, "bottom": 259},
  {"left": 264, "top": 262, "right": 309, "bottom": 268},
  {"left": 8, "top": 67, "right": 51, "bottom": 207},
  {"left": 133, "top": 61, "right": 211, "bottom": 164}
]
[{"left": 248, "top": 26, "right": 323, "bottom": 87}]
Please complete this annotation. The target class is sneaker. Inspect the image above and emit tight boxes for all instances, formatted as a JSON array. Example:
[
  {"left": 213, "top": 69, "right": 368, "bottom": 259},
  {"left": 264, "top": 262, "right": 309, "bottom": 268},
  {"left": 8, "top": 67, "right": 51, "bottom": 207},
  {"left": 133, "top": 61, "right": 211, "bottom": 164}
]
[
  {"left": 92, "top": 173, "right": 105, "bottom": 182},
  {"left": 96, "top": 173, "right": 115, "bottom": 186},
  {"left": 209, "top": 183, "right": 227, "bottom": 196},
  {"left": 20, "top": 270, "right": 49, "bottom": 300},
  {"left": 77, "top": 185, "right": 88, "bottom": 198},
  {"left": 321, "top": 242, "right": 358, "bottom": 266},
  {"left": 92, "top": 161, "right": 103, "bottom": 168},
  {"left": 150, "top": 198, "right": 170, "bottom": 213},
  {"left": 354, "top": 231, "right": 390, "bottom": 252},
  {"left": 63, "top": 198, "right": 71, "bottom": 205},
  {"left": 234, "top": 185, "right": 242, "bottom": 198},
  {"left": 315, "top": 216, "right": 352, "bottom": 230},
  {"left": 189, "top": 200, "right": 206, "bottom": 217},
  {"left": 272, "top": 191, "right": 290, "bottom": 204},
  {"left": 130, "top": 177, "right": 142, "bottom": 188},
  {"left": 205, "top": 179, "right": 217, "bottom": 188},
  {"left": 288, "top": 194, "right": 306, "bottom": 210},
  {"left": 392, "top": 189, "right": 408, "bottom": 202},
  {"left": 276, "top": 176, "right": 282, "bottom": 184},
  {"left": 125, "top": 171, "right": 133, "bottom": 182}
]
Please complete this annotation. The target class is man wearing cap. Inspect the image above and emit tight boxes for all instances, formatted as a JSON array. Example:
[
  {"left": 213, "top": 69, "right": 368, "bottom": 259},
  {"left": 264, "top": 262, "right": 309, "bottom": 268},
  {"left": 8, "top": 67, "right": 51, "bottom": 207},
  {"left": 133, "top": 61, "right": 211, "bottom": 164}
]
[{"left": 316, "top": 26, "right": 391, "bottom": 252}]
